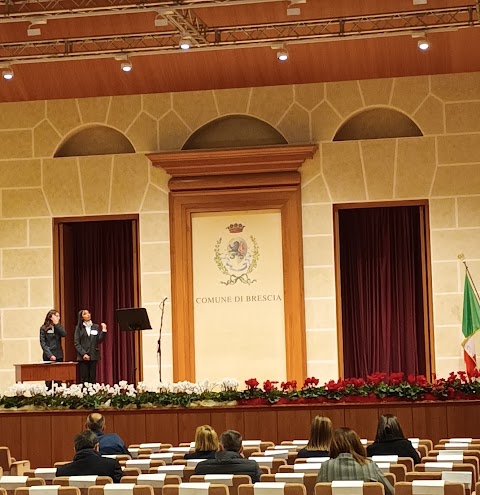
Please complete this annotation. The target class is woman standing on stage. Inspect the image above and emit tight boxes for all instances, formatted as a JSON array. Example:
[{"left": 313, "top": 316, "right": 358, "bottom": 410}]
[
  {"left": 74, "top": 309, "right": 107, "bottom": 384},
  {"left": 39, "top": 309, "right": 66, "bottom": 389}
]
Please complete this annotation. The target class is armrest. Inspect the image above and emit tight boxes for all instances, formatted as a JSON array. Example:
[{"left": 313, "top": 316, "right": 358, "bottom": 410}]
[{"left": 11, "top": 460, "right": 31, "bottom": 475}]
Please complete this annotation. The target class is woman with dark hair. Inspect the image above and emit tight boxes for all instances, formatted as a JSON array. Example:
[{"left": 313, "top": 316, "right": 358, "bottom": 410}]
[
  {"left": 297, "top": 416, "right": 332, "bottom": 458},
  {"left": 317, "top": 427, "right": 394, "bottom": 495},
  {"left": 366, "top": 414, "right": 421, "bottom": 464},
  {"left": 74, "top": 309, "right": 107, "bottom": 384},
  {"left": 184, "top": 425, "right": 219, "bottom": 459},
  {"left": 40, "top": 309, "right": 66, "bottom": 388}
]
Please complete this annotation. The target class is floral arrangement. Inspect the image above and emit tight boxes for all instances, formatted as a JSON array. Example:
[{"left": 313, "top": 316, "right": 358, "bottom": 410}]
[{"left": 2, "top": 371, "right": 480, "bottom": 410}]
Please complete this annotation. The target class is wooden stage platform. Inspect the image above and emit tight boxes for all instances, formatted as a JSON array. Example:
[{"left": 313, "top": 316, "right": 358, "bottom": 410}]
[{"left": 1, "top": 400, "right": 480, "bottom": 468}]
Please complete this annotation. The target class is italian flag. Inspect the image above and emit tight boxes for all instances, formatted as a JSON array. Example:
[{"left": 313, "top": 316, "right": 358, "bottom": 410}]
[{"left": 461, "top": 272, "right": 480, "bottom": 375}]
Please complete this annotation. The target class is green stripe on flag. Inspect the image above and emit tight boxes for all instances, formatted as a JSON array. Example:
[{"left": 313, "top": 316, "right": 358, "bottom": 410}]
[{"left": 463, "top": 273, "right": 480, "bottom": 338}]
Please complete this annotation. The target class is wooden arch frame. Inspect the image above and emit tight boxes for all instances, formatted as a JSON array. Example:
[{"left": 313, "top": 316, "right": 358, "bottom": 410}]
[{"left": 147, "top": 145, "right": 317, "bottom": 383}]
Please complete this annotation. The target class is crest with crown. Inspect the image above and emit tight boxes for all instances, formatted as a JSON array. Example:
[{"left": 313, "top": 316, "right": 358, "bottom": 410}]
[{"left": 227, "top": 223, "right": 245, "bottom": 234}]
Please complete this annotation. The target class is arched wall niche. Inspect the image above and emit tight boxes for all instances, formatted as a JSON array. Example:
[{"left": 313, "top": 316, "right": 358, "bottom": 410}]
[
  {"left": 333, "top": 107, "right": 423, "bottom": 141},
  {"left": 182, "top": 115, "right": 288, "bottom": 150},
  {"left": 54, "top": 125, "right": 136, "bottom": 157}
]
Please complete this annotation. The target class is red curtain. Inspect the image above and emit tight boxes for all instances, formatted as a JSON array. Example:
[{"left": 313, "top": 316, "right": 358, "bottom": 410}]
[
  {"left": 338, "top": 206, "right": 426, "bottom": 378},
  {"left": 72, "top": 220, "right": 136, "bottom": 384}
]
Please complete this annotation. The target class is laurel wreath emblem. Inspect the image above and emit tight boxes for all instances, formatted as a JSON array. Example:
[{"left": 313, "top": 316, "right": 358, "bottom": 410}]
[{"left": 214, "top": 235, "right": 260, "bottom": 286}]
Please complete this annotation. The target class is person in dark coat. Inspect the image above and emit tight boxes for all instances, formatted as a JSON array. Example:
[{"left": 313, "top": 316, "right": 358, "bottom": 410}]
[
  {"left": 184, "top": 425, "right": 219, "bottom": 460},
  {"left": 86, "top": 413, "right": 130, "bottom": 456},
  {"left": 39, "top": 309, "right": 66, "bottom": 389},
  {"left": 56, "top": 430, "right": 123, "bottom": 483},
  {"left": 74, "top": 309, "right": 107, "bottom": 384},
  {"left": 366, "top": 414, "right": 421, "bottom": 464},
  {"left": 194, "top": 430, "right": 262, "bottom": 482},
  {"left": 297, "top": 416, "right": 332, "bottom": 458}
]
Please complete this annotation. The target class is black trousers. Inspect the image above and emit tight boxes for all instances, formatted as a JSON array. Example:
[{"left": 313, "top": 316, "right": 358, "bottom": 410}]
[{"left": 78, "top": 360, "right": 98, "bottom": 384}]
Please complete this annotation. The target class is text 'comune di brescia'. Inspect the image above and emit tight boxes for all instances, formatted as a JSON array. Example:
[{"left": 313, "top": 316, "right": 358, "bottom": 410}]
[{"left": 195, "top": 294, "right": 282, "bottom": 304}]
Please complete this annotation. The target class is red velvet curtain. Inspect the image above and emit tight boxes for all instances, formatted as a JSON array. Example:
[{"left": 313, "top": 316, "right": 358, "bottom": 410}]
[
  {"left": 338, "top": 206, "right": 426, "bottom": 378},
  {"left": 72, "top": 220, "right": 136, "bottom": 384}
]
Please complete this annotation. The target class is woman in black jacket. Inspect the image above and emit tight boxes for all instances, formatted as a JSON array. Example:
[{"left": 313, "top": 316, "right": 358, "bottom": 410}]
[
  {"left": 297, "top": 415, "right": 332, "bottom": 458},
  {"left": 39, "top": 309, "right": 66, "bottom": 389},
  {"left": 184, "top": 425, "right": 219, "bottom": 460},
  {"left": 366, "top": 414, "right": 421, "bottom": 464},
  {"left": 74, "top": 309, "right": 107, "bottom": 384}
]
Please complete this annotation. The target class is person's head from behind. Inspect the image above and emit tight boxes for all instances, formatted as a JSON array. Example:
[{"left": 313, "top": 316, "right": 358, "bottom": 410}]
[
  {"left": 307, "top": 415, "right": 333, "bottom": 451},
  {"left": 194, "top": 425, "right": 219, "bottom": 452},
  {"left": 74, "top": 430, "right": 99, "bottom": 453},
  {"left": 86, "top": 413, "right": 105, "bottom": 433},
  {"left": 44, "top": 309, "right": 60, "bottom": 327},
  {"left": 330, "top": 427, "right": 367, "bottom": 464},
  {"left": 375, "top": 414, "right": 404, "bottom": 441},
  {"left": 219, "top": 430, "right": 242, "bottom": 453}
]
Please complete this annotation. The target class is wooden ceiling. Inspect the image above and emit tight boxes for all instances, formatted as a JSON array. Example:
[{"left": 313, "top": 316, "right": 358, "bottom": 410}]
[{"left": 0, "top": 0, "right": 479, "bottom": 102}]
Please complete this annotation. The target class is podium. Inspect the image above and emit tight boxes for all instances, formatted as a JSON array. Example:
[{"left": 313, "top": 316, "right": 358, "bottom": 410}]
[{"left": 15, "top": 362, "right": 77, "bottom": 384}]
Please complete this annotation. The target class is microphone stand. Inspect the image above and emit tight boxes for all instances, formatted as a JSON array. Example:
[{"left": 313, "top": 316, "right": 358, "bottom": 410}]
[{"left": 158, "top": 297, "right": 167, "bottom": 382}]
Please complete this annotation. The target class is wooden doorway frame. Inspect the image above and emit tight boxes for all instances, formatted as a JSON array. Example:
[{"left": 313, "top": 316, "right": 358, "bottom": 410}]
[
  {"left": 333, "top": 200, "right": 435, "bottom": 379},
  {"left": 148, "top": 145, "right": 317, "bottom": 384},
  {"left": 52, "top": 214, "right": 143, "bottom": 383}
]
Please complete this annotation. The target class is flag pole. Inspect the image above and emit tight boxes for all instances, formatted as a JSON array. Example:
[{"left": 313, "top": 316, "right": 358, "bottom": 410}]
[{"left": 463, "top": 260, "right": 480, "bottom": 303}]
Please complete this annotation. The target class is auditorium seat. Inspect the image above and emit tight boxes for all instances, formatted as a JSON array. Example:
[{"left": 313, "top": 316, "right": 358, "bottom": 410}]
[
  {"left": 54, "top": 475, "right": 112, "bottom": 494},
  {"left": 375, "top": 462, "right": 407, "bottom": 482},
  {"left": 279, "top": 463, "right": 323, "bottom": 475},
  {"left": 0, "top": 448, "right": 30, "bottom": 476},
  {"left": 148, "top": 465, "right": 195, "bottom": 481},
  {"left": 261, "top": 472, "right": 317, "bottom": 495},
  {"left": 139, "top": 454, "right": 185, "bottom": 464},
  {"left": 16, "top": 487, "right": 80, "bottom": 495},
  {"left": 435, "top": 445, "right": 480, "bottom": 452},
  {"left": 128, "top": 449, "right": 154, "bottom": 459},
  {"left": 122, "top": 468, "right": 142, "bottom": 477},
  {"left": 407, "top": 471, "right": 472, "bottom": 495},
  {"left": 88, "top": 485, "right": 153, "bottom": 495},
  {"left": 163, "top": 483, "right": 229, "bottom": 495},
  {"left": 190, "top": 474, "right": 251, "bottom": 495},
  {"left": 102, "top": 455, "right": 130, "bottom": 462},
  {"left": 249, "top": 457, "right": 286, "bottom": 474},
  {"left": 314, "top": 482, "right": 384, "bottom": 495},
  {"left": 122, "top": 459, "right": 166, "bottom": 473},
  {"left": 439, "top": 440, "right": 480, "bottom": 445},
  {"left": 24, "top": 469, "right": 57, "bottom": 484},
  {"left": 0, "top": 475, "right": 45, "bottom": 494},
  {"left": 129, "top": 444, "right": 173, "bottom": 453},
  {"left": 121, "top": 473, "right": 181, "bottom": 495},
  {"left": 421, "top": 456, "right": 478, "bottom": 480},
  {"left": 240, "top": 483, "right": 306, "bottom": 495},
  {"left": 395, "top": 481, "right": 465, "bottom": 495}
]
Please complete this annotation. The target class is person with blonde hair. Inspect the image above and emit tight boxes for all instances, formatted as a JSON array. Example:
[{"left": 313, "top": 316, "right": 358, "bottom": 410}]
[
  {"left": 367, "top": 414, "right": 420, "bottom": 464},
  {"left": 317, "top": 427, "right": 393, "bottom": 495},
  {"left": 297, "top": 416, "right": 333, "bottom": 458},
  {"left": 185, "top": 425, "right": 219, "bottom": 459}
]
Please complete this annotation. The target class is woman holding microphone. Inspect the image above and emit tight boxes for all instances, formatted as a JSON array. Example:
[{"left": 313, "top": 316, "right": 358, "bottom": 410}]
[{"left": 39, "top": 309, "right": 66, "bottom": 388}]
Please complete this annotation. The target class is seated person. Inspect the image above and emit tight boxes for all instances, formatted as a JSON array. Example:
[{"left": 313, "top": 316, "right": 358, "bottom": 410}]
[
  {"left": 317, "top": 427, "right": 393, "bottom": 495},
  {"left": 297, "top": 416, "right": 332, "bottom": 458},
  {"left": 87, "top": 412, "right": 130, "bottom": 456},
  {"left": 367, "top": 414, "right": 421, "bottom": 464},
  {"left": 185, "top": 425, "right": 219, "bottom": 460},
  {"left": 194, "top": 429, "right": 262, "bottom": 482},
  {"left": 56, "top": 430, "right": 123, "bottom": 483}
]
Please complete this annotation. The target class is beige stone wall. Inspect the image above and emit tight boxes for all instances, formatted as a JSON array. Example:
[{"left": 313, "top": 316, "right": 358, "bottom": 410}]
[{"left": 1, "top": 72, "right": 480, "bottom": 389}]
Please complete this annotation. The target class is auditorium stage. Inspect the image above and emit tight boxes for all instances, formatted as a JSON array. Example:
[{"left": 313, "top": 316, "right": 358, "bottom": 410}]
[{"left": 1, "top": 400, "right": 480, "bottom": 468}]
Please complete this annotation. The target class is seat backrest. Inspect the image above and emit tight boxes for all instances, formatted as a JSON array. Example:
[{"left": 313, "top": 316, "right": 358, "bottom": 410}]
[
  {"left": 122, "top": 469, "right": 142, "bottom": 477},
  {"left": 88, "top": 485, "right": 154, "bottom": 495},
  {"left": 314, "top": 482, "right": 385, "bottom": 495},
  {"left": 16, "top": 488, "right": 81, "bottom": 495},
  {"left": 190, "top": 474, "right": 251, "bottom": 495},
  {"left": 242, "top": 449, "right": 259, "bottom": 459},
  {"left": 261, "top": 473, "right": 316, "bottom": 495},
  {"left": 163, "top": 483, "right": 229, "bottom": 495},
  {"left": 375, "top": 463, "right": 406, "bottom": 482},
  {"left": 239, "top": 483, "right": 306, "bottom": 495},
  {"left": 121, "top": 474, "right": 181, "bottom": 495},
  {"left": 0, "top": 475, "right": 43, "bottom": 494},
  {"left": 102, "top": 455, "right": 130, "bottom": 462},
  {"left": 260, "top": 443, "right": 275, "bottom": 452},
  {"left": 25, "top": 469, "right": 57, "bottom": 484},
  {"left": 53, "top": 476, "right": 112, "bottom": 495},
  {"left": 395, "top": 481, "right": 465, "bottom": 495},
  {"left": 250, "top": 458, "right": 286, "bottom": 474},
  {"left": 421, "top": 458, "right": 478, "bottom": 481},
  {"left": 406, "top": 473, "right": 442, "bottom": 482},
  {"left": 147, "top": 466, "right": 195, "bottom": 481},
  {"left": 0, "top": 449, "right": 12, "bottom": 471}
]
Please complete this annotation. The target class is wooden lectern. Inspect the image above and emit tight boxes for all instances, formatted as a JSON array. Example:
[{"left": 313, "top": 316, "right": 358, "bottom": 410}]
[{"left": 15, "top": 362, "right": 77, "bottom": 384}]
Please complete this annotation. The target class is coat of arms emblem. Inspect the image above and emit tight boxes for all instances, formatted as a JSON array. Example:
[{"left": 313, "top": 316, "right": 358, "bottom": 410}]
[{"left": 214, "top": 223, "right": 260, "bottom": 285}]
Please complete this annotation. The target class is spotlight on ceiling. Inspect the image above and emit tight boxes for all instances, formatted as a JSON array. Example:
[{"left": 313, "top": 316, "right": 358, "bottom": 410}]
[
  {"left": 417, "top": 37, "right": 430, "bottom": 50},
  {"left": 2, "top": 67, "right": 14, "bottom": 80},
  {"left": 121, "top": 59, "right": 133, "bottom": 72},
  {"left": 179, "top": 37, "right": 192, "bottom": 50},
  {"left": 277, "top": 49, "right": 289, "bottom": 61}
]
